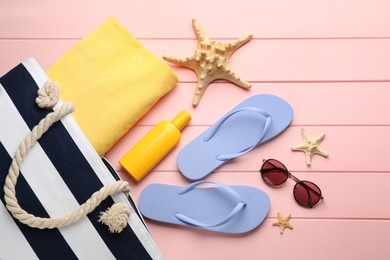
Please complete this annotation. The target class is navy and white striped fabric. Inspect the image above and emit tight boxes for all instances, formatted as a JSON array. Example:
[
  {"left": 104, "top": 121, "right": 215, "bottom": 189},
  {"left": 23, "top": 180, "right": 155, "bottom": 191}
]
[{"left": 0, "top": 58, "right": 163, "bottom": 260}]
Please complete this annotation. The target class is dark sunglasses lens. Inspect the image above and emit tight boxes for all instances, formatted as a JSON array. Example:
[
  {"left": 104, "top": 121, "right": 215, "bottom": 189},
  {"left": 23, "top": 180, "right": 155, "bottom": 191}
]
[
  {"left": 261, "top": 159, "right": 288, "bottom": 185},
  {"left": 293, "top": 181, "right": 322, "bottom": 208}
]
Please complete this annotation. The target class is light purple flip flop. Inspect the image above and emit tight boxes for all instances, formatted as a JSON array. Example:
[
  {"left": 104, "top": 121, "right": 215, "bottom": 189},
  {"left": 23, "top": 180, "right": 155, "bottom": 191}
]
[
  {"left": 139, "top": 181, "right": 270, "bottom": 234},
  {"left": 177, "top": 94, "right": 294, "bottom": 180}
]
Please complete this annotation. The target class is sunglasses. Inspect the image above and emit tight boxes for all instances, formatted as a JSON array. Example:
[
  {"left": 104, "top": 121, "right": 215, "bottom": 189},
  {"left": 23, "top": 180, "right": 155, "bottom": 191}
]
[{"left": 260, "top": 159, "right": 323, "bottom": 208}]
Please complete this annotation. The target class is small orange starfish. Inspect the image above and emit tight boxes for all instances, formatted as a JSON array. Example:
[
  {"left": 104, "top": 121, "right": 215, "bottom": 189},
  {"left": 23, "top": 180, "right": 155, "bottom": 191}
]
[
  {"left": 273, "top": 212, "right": 293, "bottom": 234},
  {"left": 163, "top": 19, "right": 252, "bottom": 106}
]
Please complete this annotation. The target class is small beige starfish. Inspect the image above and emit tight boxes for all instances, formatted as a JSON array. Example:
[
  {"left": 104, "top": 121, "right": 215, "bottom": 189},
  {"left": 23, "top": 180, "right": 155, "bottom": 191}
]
[
  {"left": 163, "top": 19, "right": 252, "bottom": 106},
  {"left": 273, "top": 212, "right": 293, "bottom": 234},
  {"left": 291, "top": 128, "right": 329, "bottom": 166}
]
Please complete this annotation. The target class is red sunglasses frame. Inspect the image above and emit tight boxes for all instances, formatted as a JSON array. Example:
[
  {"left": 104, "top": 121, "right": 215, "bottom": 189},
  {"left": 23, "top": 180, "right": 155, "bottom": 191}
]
[{"left": 260, "top": 159, "right": 323, "bottom": 208}]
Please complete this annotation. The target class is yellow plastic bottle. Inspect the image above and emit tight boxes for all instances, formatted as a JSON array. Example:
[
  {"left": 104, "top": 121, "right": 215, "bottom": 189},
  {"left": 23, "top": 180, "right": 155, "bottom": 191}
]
[{"left": 119, "top": 110, "right": 191, "bottom": 182}]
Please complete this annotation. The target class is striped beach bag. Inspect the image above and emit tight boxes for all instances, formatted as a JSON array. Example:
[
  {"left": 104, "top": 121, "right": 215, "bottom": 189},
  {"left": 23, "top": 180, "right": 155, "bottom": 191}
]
[{"left": 0, "top": 58, "right": 163, "bottom": 259}]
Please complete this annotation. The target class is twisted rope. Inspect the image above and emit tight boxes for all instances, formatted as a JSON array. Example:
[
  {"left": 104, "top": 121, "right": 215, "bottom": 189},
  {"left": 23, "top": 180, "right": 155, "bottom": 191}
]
[{"left": 4, "top": 81, "right": 131, "bottom": 233}]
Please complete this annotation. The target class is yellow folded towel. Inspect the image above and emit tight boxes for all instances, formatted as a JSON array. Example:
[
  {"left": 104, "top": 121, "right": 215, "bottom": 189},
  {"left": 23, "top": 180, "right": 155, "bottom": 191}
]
[{"left": 47, "top": 17, "right": 178, "bottom": 156}]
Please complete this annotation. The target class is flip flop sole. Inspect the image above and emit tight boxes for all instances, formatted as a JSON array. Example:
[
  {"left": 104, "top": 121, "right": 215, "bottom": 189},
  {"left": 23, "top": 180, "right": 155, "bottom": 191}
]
[
  {"left": 177, "top": 94, "right": 294, "bottom": 180},
  {"left": 139, "top": 183, "right": 270, "bottom": 234}
]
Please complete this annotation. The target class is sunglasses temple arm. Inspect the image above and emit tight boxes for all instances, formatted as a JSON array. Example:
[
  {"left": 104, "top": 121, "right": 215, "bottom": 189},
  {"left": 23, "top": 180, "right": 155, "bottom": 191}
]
[
  {"left": 290, "top": 172, "right": 323, "bottom": 199},
  {"left": 299, "top": 180, "right": 323, "bottom": 199}
]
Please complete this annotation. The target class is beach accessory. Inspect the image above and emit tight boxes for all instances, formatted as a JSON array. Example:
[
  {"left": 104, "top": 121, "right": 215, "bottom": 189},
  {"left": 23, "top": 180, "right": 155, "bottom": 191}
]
[
  {"left": 120, "top": 111, "right": 191, "bottom": 182},
  {"left": 163, "top": 19, "right": 252, "bottom": 106},
  {"left": 0, "top": 58, "right": 162, "bottom": 259},
  {"left": 139, "top": 181, "right": 270, "bottom": 234},
  {"left": 4, "top": 79, "right": 132, "bottom": 232},
  {"left": 291, "top": 128, "right": 329, "bottom": 166},
  {"left": 260, "top": 159, "right": 323, "bottom": 208},
  {"left": 273, "top": 212, "right": 293, "bottom": 234},
  {"left": 47, "top": 17, "right": 178, "bottom": 156},
  {"left": 177, "top": 94, "right": 294, "bottom": 180}
]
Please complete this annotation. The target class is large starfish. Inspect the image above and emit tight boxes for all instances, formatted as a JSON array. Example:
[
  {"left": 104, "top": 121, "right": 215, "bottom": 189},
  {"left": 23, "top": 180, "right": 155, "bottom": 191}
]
[
  {"left": 291, "top": 128, "right": 329, "bottom": 166},
  {"left": 273, "top": 212, "right": 293, "bottom": 234},
  {"left": 163, "top": 19, "right": 252, "bottom": 106}
]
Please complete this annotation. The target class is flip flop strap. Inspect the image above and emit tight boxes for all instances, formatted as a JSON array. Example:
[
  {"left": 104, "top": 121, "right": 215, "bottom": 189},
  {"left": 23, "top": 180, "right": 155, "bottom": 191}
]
[
  {"left": 174, "top": 180, "right": 247, "bottom": 228},
  {"left": 202, "top": 107, "right": 272, "bottom": 161}
]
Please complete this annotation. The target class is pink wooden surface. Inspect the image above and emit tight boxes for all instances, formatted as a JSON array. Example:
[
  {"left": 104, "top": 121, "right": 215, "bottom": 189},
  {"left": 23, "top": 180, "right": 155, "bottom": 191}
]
[{"left": 1, "top": 0, "right": 390, "bottom": 259}]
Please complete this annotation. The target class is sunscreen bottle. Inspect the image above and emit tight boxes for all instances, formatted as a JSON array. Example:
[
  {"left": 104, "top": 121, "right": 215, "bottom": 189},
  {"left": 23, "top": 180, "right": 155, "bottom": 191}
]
[{"left": 119, "top": 110, "right": 191, "bottom": 182}]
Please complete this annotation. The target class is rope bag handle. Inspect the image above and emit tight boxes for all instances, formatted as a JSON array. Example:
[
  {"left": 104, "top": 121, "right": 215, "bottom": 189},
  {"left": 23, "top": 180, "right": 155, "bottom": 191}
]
[{"left": 3, "top": 81, "right": 131, "bottom": 233}]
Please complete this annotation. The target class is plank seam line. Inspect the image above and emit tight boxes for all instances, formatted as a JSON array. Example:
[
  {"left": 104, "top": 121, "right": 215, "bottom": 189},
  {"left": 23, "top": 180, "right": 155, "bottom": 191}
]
[
  {"left": 266, "top": 217, "right": 390, "bottom": 221},
  {"left": 178, "top": 80, "right": 390, "bottom": 83},
  {"left": 116, "top": 170, "right": 390, "bottom": 174},
  {"left": 1, "top": 37, "right": 390, "bottom": 40}
]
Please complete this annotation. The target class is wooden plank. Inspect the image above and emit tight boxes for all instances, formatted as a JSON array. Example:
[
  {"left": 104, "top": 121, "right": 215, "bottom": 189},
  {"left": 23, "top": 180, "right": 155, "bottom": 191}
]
[
  {"left": 145, "top": 219, "right": 390, "bottom": 260},
  {"left": 141, "top": 39, "right": 390, "bottom": 82},
  {"left": 105, "top": 126, "right": 390, "bottom": 172},
  {"left": 1, "top": 39, "right": 390, "bottom": 81},
  {"left": 0, "top": 39, "right": 74, "bottom": 76},
  {"left": 122, "top": 171, "right": 390, "bottom": 219},
  {"left": 128, "top": 82, "right": 390, "bottom": 126},
  {"left": 0, "top": 0, "right": 389, "bottom": 38},
  {"left": 3, "top": 41, "right": 388, "bottom": 127}
]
